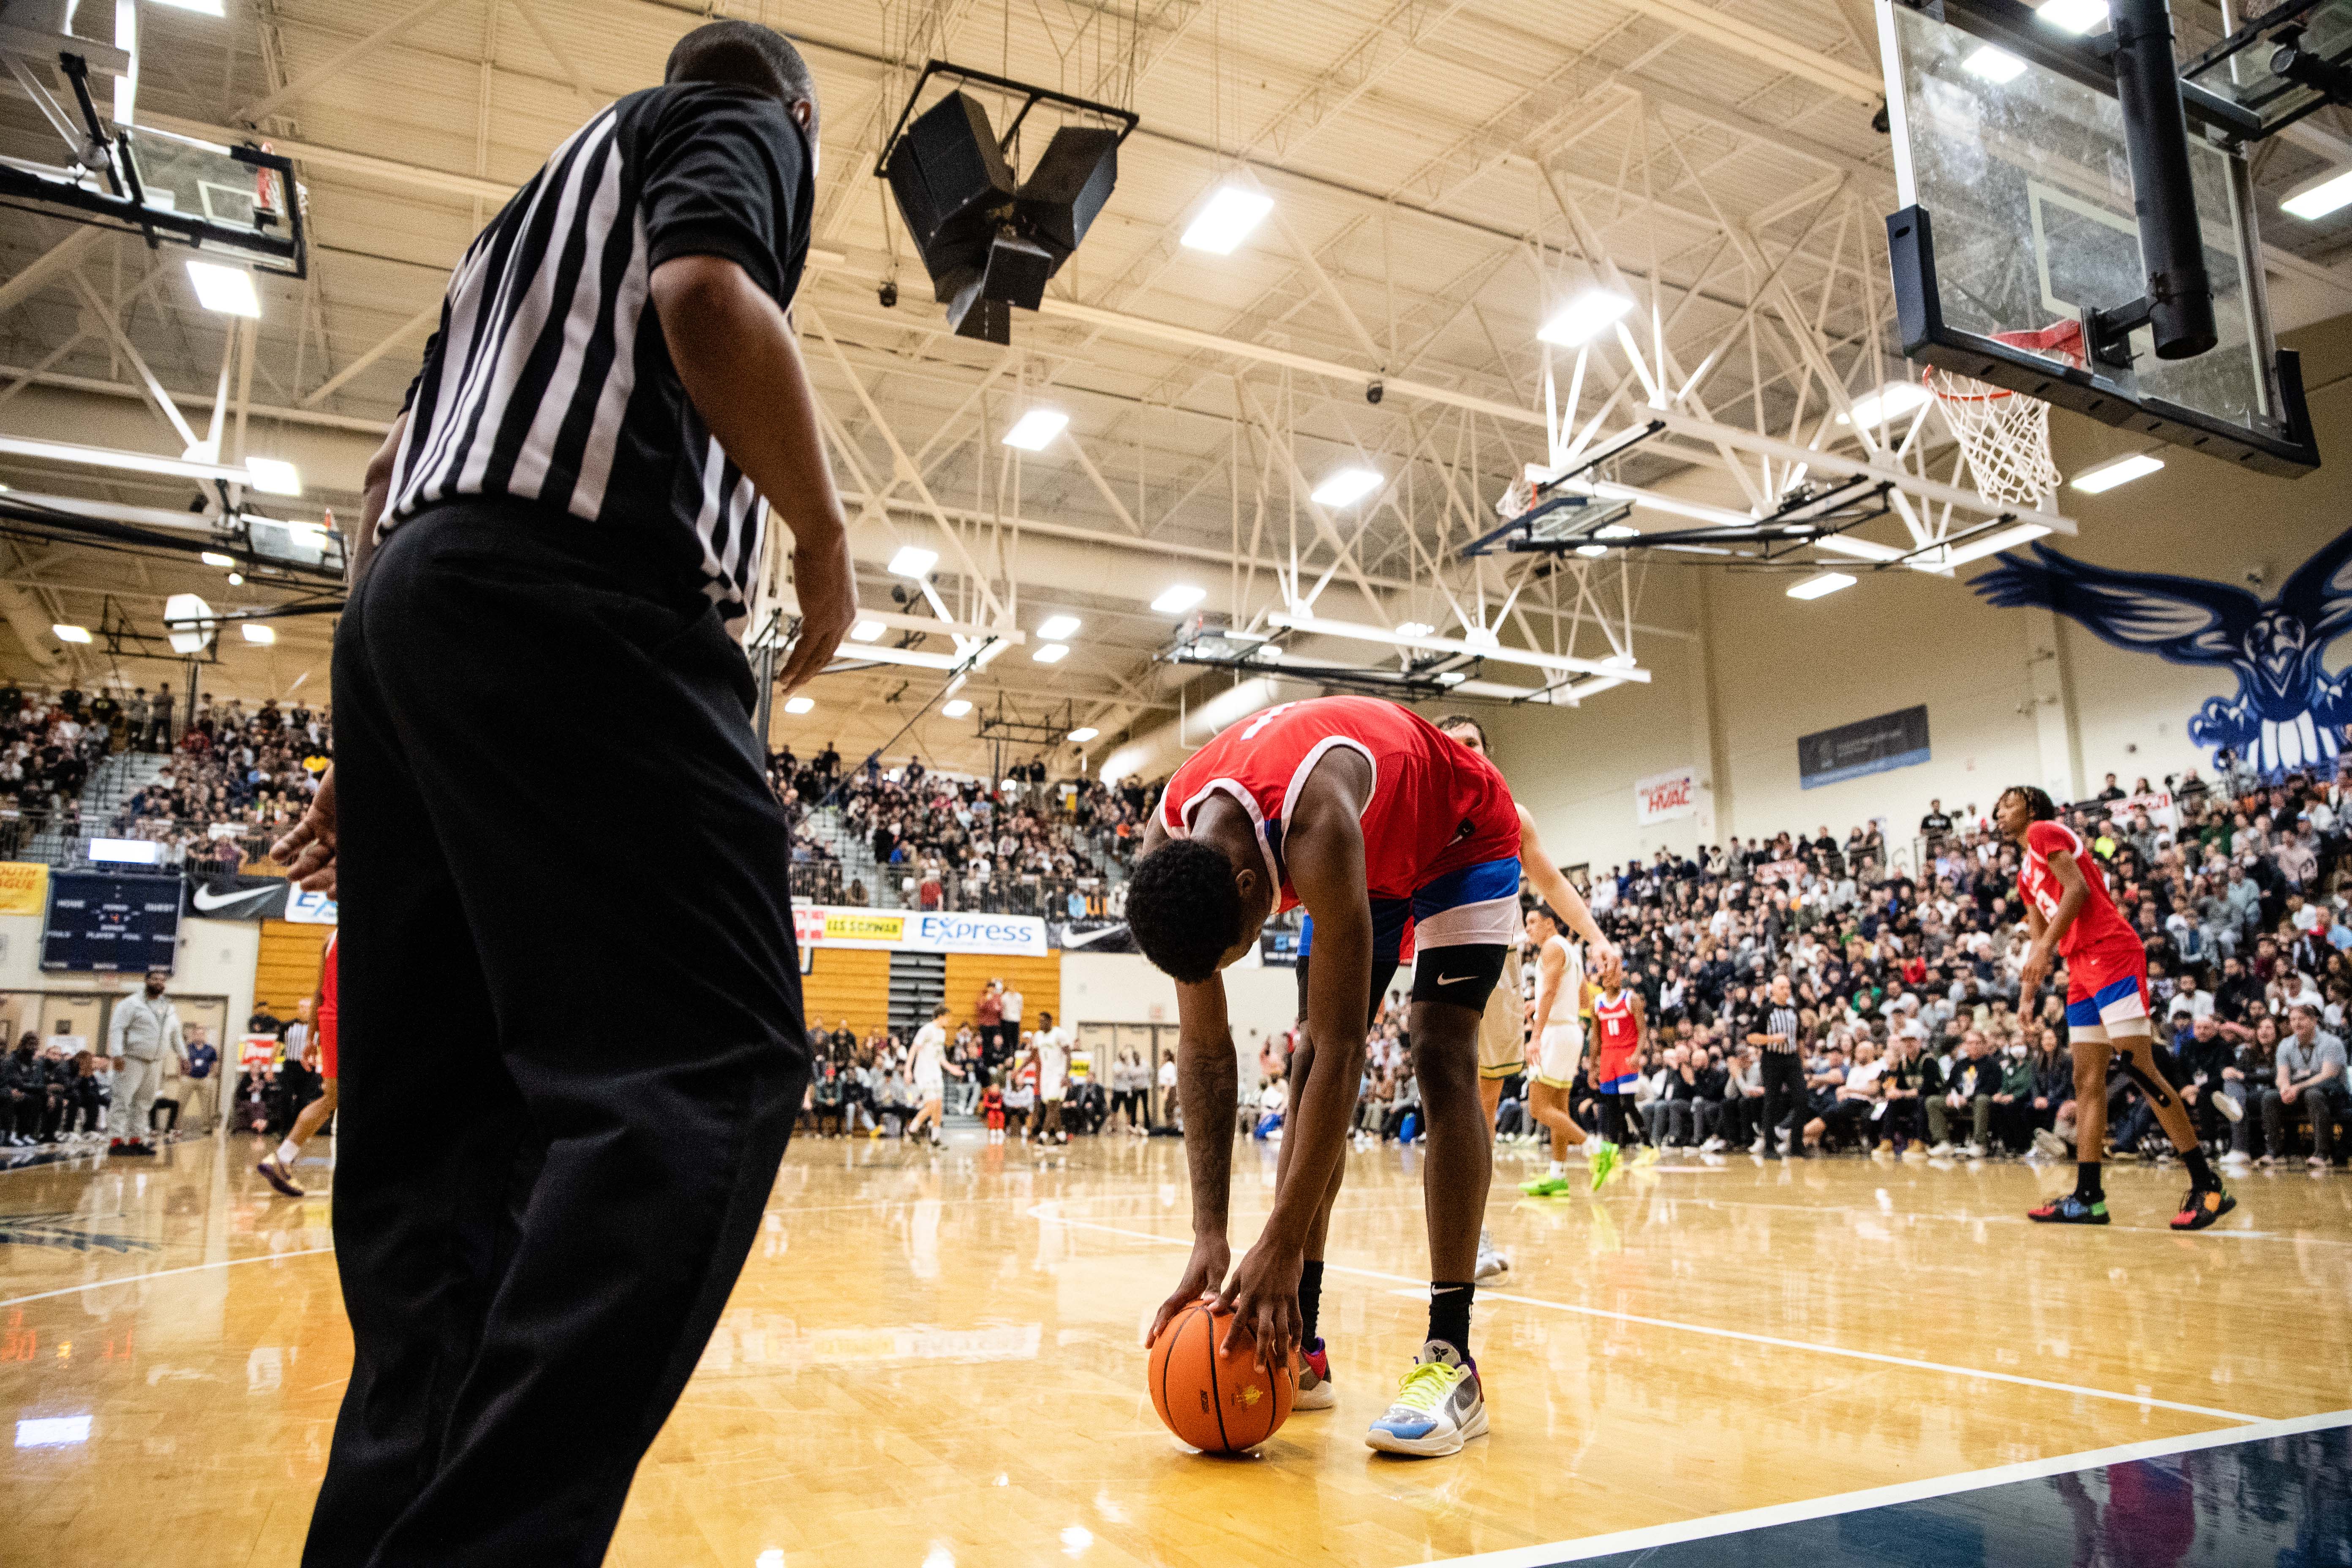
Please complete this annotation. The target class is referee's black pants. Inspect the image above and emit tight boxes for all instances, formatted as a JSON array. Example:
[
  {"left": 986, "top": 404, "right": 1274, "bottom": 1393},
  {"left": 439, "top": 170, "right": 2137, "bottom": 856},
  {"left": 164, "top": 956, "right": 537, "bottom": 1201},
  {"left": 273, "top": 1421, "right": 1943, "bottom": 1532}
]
[
  {"left": 1759, "top": 1050, "right": 1806, "bottom": 1155},
  {"left": 305, "top": 500, "right": 810, "bottom": 1568}
]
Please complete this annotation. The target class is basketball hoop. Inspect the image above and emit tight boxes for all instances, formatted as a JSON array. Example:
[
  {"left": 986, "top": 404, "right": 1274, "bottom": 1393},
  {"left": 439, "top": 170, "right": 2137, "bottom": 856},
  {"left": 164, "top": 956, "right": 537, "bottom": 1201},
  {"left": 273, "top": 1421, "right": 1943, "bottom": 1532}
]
[{"left": 1922, "top": 321, "right": 2083, "bottom": 508}]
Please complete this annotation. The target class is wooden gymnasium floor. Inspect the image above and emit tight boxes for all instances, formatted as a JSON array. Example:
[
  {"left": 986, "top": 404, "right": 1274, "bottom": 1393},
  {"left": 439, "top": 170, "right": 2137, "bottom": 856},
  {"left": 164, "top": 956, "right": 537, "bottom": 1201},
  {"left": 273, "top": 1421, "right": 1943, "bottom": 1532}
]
[{"left": 3, "top": 1129, "right": 2348, "bottom": 1567}]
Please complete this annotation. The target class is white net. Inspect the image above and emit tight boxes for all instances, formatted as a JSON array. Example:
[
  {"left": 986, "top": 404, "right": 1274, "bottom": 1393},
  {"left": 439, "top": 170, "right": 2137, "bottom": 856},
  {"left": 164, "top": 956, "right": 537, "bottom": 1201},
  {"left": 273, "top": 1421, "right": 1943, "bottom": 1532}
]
[{"left": 1925, "top": 367, "right": 2063, "bottom": 508}]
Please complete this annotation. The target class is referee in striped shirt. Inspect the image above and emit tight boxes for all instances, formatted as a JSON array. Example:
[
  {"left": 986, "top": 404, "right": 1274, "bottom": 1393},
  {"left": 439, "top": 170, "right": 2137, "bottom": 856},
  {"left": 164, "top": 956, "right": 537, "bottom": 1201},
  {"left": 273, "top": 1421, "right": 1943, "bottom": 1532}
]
[
  {"left": 1748, "top": 974, "right": 1806, "bottom": 1158},
  {"left": 272, "top": 21, "right": 856, "bottom": 1565}
]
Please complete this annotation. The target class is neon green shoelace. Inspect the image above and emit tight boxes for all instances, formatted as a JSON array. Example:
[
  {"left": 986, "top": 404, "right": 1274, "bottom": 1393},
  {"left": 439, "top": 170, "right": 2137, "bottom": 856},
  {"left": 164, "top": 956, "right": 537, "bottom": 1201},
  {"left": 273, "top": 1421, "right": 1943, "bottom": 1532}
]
[{"left": 1391, "top": 1361, "right": 1458, "bottom": 1413}]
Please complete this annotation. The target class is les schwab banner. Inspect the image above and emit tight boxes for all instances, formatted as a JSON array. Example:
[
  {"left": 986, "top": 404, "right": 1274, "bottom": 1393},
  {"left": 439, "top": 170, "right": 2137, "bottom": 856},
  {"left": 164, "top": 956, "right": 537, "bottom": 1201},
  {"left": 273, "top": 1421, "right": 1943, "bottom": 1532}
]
[
  {"left": 1635, "top": 767, "right": 1698, "bottom": 825},
  {"left": 793, "top": 904, "right": 1047, "bottom": 957}
]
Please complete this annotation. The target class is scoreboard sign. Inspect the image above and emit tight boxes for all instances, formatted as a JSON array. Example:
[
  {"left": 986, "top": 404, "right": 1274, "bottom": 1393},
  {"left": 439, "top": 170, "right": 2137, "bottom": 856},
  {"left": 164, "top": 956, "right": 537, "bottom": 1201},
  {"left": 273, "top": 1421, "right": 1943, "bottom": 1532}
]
[{"left": 42, "top": 873, "right": 182, "bottom": 973}]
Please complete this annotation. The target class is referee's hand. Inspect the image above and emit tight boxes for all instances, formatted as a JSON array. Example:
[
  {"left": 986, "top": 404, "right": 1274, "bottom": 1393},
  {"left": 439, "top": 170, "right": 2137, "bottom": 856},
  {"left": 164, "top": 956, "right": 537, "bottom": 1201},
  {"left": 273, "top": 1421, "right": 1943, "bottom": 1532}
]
[
  {"left": 780, "top": 530, "right": 857, "bottom": 695},
  {"left": 271, "top": 768, "right": 338, "bottom": 894}
]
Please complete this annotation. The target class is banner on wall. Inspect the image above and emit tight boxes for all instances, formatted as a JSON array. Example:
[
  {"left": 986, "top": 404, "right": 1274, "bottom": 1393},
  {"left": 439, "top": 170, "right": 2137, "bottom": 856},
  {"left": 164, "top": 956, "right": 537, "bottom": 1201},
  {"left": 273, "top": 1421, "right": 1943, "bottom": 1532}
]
[
  {"left": 0, "top": 861, "right": 47, "bottom": 916},
  {"left": 185, "top": 874, "right": 291, "bottom": 921},
  {"left": 2097, "top": 789, "right": 2181, "bottom": 832},
  {"left": 793, "top": 904, "right": 1048, "bottom": 956},
  {"left": 284, "top": 887, "right": 339, "bottom": 925},
  {"left": 1798, "top": 706, "right": 1931, "bottom": 790},
  {"left": 1634, "top": 766, "right": 1698, "bottom": 825}
]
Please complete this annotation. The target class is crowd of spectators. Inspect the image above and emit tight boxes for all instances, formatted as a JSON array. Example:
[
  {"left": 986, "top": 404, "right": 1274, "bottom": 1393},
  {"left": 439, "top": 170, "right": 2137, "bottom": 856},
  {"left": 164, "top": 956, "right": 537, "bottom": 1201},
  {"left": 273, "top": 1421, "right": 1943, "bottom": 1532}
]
[
  {"left": 793, "top": 981, "right": 1163, "bottom": 1143},
  {"left": 112, "top": 694, "right": 332, "bottom": 870},
  {"left": 770, "top": 741, "right": 1156, "bottom": 919},
  {"left": 0, "top": 682, "right": 120, "bottom": 854},
  {"left": 1292, "top": 753, "right": 2349, "bottom": 1172}
]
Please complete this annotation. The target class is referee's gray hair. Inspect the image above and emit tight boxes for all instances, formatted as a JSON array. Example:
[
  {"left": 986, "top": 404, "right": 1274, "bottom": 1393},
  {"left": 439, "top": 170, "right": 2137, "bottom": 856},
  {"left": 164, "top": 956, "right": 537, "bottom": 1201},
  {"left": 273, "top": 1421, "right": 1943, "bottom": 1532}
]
[{"left": 665, "top": 20, "right": 818, "bottom": 121}]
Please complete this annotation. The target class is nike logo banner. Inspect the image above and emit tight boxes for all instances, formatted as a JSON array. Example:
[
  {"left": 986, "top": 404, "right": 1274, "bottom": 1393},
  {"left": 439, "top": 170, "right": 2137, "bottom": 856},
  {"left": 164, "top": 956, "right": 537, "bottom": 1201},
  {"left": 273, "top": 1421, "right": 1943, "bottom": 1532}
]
[{"left": 185, "top": 877, "right": 290, "bottom": 921}]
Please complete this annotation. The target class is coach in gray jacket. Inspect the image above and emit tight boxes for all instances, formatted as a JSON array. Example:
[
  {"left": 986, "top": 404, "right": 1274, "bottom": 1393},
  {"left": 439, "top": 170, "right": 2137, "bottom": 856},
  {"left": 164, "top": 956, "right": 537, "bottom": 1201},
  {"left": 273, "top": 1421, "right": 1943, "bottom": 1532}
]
[{"left": 106, "top": 969, "right": 182, "bottom": 1154}]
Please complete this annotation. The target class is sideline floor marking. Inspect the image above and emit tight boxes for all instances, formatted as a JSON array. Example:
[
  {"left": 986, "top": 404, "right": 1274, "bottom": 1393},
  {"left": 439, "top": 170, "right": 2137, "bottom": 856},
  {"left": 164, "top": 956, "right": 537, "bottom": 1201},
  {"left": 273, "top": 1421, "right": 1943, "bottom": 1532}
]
[
  {"left": 1400, "top": 1408, "right": 2352, "bottom": 1566},
  {"left": 1031, "top": 1204, "right": 2265, "bottom": 1425},
  {"left": 0, "top": 1246, "right": 336, "bottom": 1310}
]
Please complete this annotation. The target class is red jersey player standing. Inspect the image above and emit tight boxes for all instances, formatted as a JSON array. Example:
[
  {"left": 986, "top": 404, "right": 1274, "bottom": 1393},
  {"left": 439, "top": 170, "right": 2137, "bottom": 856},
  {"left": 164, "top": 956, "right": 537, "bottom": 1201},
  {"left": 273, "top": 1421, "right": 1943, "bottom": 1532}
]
[
  {"left": 1130, "top": 696, "right": 1520, "bottom": 1459},
  {"left": 259, "top": 931, "right": 338, "bottom": 1199},
  {"left": 1999, "top": 787, "right": 2234, "bottom": 1230}
]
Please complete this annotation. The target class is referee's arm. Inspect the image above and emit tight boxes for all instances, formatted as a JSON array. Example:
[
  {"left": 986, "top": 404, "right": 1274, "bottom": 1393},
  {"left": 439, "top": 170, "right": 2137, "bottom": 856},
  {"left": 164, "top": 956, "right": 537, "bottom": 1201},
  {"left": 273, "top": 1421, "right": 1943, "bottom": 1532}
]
[{"left": 651, "top": 256, "right": 855, "bottom": 692}]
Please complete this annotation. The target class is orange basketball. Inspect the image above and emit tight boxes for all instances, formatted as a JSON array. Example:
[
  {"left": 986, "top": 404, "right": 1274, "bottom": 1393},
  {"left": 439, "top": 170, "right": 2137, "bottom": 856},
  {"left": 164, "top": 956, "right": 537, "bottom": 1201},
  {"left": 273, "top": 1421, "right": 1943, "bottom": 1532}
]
[{"left": 1146, "top": 1299, "right": 1295, "bottom": 1453}]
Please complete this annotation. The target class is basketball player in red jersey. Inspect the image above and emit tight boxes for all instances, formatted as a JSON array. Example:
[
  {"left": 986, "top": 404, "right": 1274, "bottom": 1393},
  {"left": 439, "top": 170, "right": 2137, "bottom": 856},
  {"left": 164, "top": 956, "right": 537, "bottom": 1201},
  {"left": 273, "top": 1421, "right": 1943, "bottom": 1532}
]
[
  {"left": 258, "top": 931, "right": 338, "bottom": 1199},
  {"left": 1998, "top": 787, "right": 2234, "bottom": 1230},
  {"left": 1133, "top": 696, "right": 1519, "bottom": 1458}
]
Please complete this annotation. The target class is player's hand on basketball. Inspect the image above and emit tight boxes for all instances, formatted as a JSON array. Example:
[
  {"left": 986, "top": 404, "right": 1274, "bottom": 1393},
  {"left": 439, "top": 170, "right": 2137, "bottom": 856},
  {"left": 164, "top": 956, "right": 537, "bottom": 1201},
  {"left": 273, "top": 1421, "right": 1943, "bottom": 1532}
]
[
  {"left": 272, "top": 768, "right": 338, "bottom": 892},
  {"left": 1148, "top": 1234, "right": 1229, "bottom": 1347},
  {"left": 1216, "top": 1236, "right": 1303, "bottom": 1375}
]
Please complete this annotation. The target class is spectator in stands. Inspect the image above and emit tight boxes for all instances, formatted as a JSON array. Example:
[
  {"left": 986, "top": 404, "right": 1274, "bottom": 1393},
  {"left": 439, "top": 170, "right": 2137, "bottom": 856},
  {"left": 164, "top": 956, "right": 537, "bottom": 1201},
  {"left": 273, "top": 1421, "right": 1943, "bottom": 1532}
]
[{"left": 2268, "top": 1003, "right": 2347, "bottom": 1169}]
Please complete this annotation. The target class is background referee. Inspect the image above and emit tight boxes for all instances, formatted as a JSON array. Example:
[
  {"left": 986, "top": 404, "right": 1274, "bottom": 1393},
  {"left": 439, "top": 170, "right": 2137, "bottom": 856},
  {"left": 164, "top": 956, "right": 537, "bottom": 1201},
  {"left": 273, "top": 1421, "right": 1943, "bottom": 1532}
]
[
  {"left": 1749, "top": 974, "right": 1805, "bottom": 1159},
  {"left": 272, "top": 20, "right": 856, "bottom": 1565}
]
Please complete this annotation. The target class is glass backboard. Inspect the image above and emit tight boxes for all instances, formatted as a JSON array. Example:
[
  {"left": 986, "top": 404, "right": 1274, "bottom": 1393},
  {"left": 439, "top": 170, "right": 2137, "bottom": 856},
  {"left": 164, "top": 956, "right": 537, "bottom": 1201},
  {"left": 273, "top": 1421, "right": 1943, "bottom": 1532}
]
[{"left": 1876, "top": 0, "right": 2317, "bottom": 476}]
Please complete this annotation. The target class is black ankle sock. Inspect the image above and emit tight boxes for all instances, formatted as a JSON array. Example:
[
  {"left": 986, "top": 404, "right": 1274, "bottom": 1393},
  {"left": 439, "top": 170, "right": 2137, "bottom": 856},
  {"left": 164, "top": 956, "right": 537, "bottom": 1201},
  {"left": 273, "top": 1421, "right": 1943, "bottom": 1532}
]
[
  {"left": 2074, "top": 1161, "right": 2105, "bottom": 1202},
  {"left": 2182, "top": 1147, "right": 2216, "bottom": 1189},
  {"left": 1427, "top": 1280, "right": 1474, "bottom": 1358},
  {"left": 1298, "top": 1259, "right": 1324, "bottom": 1347}
]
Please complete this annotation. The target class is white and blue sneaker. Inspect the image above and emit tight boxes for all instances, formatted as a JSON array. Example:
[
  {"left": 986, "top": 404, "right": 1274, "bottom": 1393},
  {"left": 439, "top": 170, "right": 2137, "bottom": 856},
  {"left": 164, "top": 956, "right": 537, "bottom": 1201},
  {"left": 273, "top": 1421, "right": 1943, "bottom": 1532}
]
[{"left": 1366, "top": 1340, "right": 1486, "bottom": 1456}]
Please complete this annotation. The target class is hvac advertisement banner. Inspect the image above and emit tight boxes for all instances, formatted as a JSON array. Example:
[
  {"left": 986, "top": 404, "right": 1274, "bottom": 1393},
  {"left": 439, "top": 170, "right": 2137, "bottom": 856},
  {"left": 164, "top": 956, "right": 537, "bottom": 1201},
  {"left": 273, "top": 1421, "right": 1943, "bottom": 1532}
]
[
  {"left": 1798, "top": 705, "right": 1931, "bottom": 790},
  {"left": 1634, "top": 766, "right": 1698, "bottom": 825},
  {"left": 792, "top": 904, "right": 1048, "bottom": 956}
]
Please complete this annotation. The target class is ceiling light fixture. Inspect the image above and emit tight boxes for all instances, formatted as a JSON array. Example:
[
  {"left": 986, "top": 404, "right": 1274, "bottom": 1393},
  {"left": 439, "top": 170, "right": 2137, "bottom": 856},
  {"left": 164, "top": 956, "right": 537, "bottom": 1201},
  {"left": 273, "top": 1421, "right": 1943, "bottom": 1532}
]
[
  {"left": 1395, "top": 621, "right": 1435, "bottom": 638},
  {"left": 849, "top": 619, "right": 886, "bottom": 642},
  {"left": 1310, "top": 467, "right": 1383, "bottom": 508},
  {"left": 1033, "top": 642, "right": 1070, "bottom": 664},
  {"left": 2035, "top": 0, "right": 2108, "bottom": 32},
  {"left": 243, "top": 456, "right": 301, "bottom": 495},
  {"left": 1067, "top": 727, "right": 1099, "bottom": 743},
  {"left": 941, "top": 699, "right": 973, "bottom": 719},
  {"left": 1002, "top": 408, "right": 1070, "bottom": 451},
  {"left": 241, "top": 622, "right": 276, "bottom": 644},
  {"left": 1037, "top": 614, "right": 1081, "bottom": 641},
  {"left": 1839, "top": 381, "right": 1936, "bottom": 427},
  {"left": 2282, "top": 167, "right": 2352, "bottom": 221},
  {"left": 186, "top": 260, "right": 260, "bottom": 318},
  {"left": 200, "top": 551, "right": 234, "bottom": 567},
  {"left": 52, "top": 623, "right": 91, "bottom": 643},
  {"left": 1150, "top": 584, "right": 1206, "bottom": 614},
  {"left": 2070, "top": 453, "right": 2166, "bottom": 493},
  {"left": 888, "top": 545, "right": 939, "bottom": 578},
  {"left": 1963, "top": 45, "right": 2029, "bottom": 82},
  {"left": 1537, "top": 289, "right": 1636, "bottom": 347},
  {"left": 783, "top": 696, "right": 815, "bottom": 715},
  {"left": 1787, "top": 571, "right": 1858, "bottom": 600},
  {"left": 1181, "top": 185, "right": 1274, "bottom": 254}
]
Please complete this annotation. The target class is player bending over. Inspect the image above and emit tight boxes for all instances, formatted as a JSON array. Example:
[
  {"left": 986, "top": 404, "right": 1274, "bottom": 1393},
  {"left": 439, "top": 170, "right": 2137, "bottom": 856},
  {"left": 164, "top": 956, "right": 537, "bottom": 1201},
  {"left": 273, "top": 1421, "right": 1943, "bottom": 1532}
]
[
  {"left": 1131, "top": 696, "right": 1518, "bottom": 1458},
  {"left": 1515, "top": 904, "right": 1592, "bottom": 1196},
  {"left": 1999, "top": 787, "right": 2235, "bottom": 1230}
]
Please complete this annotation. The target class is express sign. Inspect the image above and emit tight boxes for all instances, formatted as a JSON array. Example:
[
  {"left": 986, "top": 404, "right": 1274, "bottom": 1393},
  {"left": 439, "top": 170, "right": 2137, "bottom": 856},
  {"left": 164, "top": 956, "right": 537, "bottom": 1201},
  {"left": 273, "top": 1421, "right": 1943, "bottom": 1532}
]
[{"left": 791, "top": 904, "right": 1048, "bottom": 956}]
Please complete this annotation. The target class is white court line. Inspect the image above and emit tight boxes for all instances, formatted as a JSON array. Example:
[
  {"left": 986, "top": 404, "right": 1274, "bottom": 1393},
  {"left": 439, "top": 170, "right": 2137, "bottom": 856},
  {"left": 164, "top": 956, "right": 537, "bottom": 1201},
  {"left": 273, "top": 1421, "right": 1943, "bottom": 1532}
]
[
  {"left": 1405, "top": 1407, "right": 2352, "bottom": 1566},
  {"left": 0, "top": 1246, "right": 336, "bottom": 1310},
  {"left": 1032, "top": 1207, "right": 2264, "bottom": 1425}
]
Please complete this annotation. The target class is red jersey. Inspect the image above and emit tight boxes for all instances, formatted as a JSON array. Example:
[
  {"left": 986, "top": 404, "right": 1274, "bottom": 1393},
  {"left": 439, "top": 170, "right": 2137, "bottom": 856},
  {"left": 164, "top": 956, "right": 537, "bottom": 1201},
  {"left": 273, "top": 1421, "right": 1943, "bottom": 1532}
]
[
  {"left": 2018, "top": 820, "right": 2137, "bottom": 958},
  {"left": 1592, "top": 990, "right": 1639, "bottom": 1056},
  {"left": 316, "top": 931, "right": 339, "bottom": 1077},
  {"left": 1157, "top": 696, "right": 1518, "bottom": 909}
]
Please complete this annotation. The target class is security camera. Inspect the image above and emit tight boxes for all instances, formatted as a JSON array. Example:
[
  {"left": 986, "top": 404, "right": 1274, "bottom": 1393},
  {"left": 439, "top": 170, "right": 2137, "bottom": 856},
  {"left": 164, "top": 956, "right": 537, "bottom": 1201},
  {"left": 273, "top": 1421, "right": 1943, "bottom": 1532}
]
[
  {"left": 1366, "top": 379, "right": 1384, "bottom": 405},
  {"left": 878, "top": 279, "right": 899, "bottom": 308}
]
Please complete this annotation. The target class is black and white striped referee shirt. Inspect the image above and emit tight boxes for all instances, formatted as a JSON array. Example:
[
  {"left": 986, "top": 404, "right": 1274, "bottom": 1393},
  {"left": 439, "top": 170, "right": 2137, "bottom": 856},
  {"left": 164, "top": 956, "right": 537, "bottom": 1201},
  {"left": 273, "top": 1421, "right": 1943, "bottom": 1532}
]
[
  {"left": 1761, "top": 1002, "right": 1801, "bottom": 1053},
  {"left": 383, "top": 82, "right": 814, "bottom": 631}
]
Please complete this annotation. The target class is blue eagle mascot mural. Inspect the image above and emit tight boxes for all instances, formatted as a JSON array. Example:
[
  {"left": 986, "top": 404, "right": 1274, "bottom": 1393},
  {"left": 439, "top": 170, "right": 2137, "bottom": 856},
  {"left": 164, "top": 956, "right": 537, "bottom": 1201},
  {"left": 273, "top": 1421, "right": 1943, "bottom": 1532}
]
[{"left": 1972, "top": 529, "right": 2352, "bottom": 779}]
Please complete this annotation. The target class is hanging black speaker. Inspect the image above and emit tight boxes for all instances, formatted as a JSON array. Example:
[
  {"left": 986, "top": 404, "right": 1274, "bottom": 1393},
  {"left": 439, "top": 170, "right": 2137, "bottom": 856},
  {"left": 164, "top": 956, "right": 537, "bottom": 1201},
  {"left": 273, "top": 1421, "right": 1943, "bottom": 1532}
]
[
  {"left": 883, "top": 91, "right": 1014, "bottom": 297},
  {"left": 1015, "top": 125, "right": 1120, "bottom": 264}
]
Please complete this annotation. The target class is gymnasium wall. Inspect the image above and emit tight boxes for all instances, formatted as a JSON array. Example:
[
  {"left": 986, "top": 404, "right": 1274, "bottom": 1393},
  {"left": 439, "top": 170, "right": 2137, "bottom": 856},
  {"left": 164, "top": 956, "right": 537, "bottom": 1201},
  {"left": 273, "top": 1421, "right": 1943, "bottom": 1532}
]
[
  {"left": 0, "top": 912, "right": 258, "bottom": 1047},
  {"left": 799, "top": 947, "right": 891, "bottom": 1040},
  {"left": 1478, "top": 312, "right": 2352, "bottom": 875},
  {"left": 253, "top": 919, "right": 331, "bottom": 1020},
  {"left": 1062, "top": 951, "right": 1301, "bottom": 1060},
  {"left": 942, "top": 952, "right": 1062, "bottom": 1032}
]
